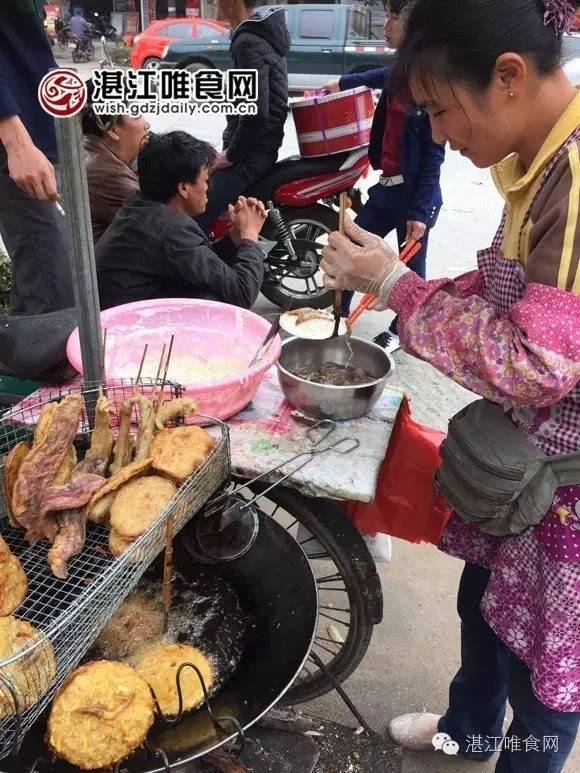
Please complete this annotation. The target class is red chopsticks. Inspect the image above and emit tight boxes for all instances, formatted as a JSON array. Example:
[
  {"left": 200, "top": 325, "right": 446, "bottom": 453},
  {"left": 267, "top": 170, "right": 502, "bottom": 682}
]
[{"left": 346, "top": 238, "right": 421, "bottom": 327}]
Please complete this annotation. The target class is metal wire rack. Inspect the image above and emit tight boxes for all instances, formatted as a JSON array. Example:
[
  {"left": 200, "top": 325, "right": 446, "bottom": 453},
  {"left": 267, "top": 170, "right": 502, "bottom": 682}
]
[{"left": 0, "top": 379, "right": 231, "bottom": 760}]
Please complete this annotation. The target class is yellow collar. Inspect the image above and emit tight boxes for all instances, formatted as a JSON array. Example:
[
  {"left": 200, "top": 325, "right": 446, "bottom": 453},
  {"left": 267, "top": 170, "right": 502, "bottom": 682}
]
[{"left": 492, "top": 89, "right": 580, "bottom": 201}]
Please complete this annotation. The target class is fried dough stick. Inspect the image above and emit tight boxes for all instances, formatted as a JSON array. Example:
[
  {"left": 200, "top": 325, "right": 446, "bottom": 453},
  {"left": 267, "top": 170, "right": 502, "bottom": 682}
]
[
  {"left": 154, "top": 397, "right": 197, "bottom": 430},
  {"left": 109, "top": 400, "right": 134, "bottom": 476},
  {"left": 85, "top": 395, "right": 114, "bottom": 472},
  {"left": 88, "top": 399, "right": 134, "bottom": 525},
  {"left": 130, "top": 396, "right": 155, "bottom": 460}
]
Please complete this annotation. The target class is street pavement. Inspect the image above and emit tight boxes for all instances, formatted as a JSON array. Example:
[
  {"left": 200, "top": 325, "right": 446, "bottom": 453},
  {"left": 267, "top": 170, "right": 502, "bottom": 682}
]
[{"left": 37, "top": 51, "right": 580, "bottom": 771}]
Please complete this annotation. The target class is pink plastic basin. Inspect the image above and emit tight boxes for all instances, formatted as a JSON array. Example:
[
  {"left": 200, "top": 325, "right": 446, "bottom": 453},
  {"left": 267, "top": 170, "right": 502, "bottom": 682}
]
[{"left": 66, "top": 299, "right": 281, "bottom": 421}]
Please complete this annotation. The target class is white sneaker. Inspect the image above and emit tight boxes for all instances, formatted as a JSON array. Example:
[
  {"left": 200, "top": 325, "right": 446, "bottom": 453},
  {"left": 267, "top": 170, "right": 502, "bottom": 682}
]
[{"left": 387, "top": 712, "right": 442, "bottom": 751}]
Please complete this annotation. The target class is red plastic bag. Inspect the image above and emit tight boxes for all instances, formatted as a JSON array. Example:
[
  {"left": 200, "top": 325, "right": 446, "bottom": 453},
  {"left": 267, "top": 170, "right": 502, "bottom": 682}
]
[{"left": 344, "top": 395, "right": 452, "bottom": 545}]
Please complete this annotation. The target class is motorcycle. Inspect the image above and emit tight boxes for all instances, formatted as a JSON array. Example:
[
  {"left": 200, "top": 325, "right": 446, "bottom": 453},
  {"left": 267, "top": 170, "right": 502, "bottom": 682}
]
[
  {"left": 54, "top": 18, "right": 71, "bottom": 50},
  {"left": 71, "top": 31, "right": 95, "bottom": 63},
  {"left": 91, "top": 13, "right": 118, "bottom": 41},
  {"left": 209, "top": 147, "right": 369, "bottom": 310}
]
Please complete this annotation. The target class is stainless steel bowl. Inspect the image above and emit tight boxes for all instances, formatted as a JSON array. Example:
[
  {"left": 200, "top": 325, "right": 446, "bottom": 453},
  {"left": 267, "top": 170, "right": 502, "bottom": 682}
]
[{"left": 276, "top": 336, "right": 394, "bottom": 420}]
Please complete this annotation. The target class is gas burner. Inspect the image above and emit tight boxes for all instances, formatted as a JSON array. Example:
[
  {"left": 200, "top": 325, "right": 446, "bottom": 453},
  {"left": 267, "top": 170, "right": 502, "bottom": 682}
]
[{"left": 186, "top": 496, "right": 259, "bottom": 563}]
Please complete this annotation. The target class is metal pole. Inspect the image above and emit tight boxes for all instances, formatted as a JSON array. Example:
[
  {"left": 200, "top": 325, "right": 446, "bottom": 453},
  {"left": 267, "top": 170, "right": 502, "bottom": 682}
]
[{"left": 54, "top": 115, "right": 103, "bottom": 392}]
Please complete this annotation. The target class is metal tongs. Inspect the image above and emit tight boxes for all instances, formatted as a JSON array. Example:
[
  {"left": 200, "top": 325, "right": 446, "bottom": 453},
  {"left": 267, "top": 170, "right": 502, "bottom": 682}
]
[{"left": 206, "top": 420, "right": 360, "bottom": 531}]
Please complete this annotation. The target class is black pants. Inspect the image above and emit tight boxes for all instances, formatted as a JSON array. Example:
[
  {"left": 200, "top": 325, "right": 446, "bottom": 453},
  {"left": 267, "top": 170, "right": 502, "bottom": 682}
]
[
  {"left": 439, "top": 563, "right": 579, "bottom": 772},
  {"left": 341, "top": 182, "right": 429, "bottom": 334},
  {"left": 196, "top": 154, "right": 277, "bottom": 236},
  {"left": 0, "top": 150, "right": 73, "bottom": 315}
]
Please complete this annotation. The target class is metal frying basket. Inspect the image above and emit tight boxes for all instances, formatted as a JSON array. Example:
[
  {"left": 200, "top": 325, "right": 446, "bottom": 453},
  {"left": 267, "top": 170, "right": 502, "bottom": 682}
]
[{"left": 0, "top": 379, "right": 230, "bottom": 759}]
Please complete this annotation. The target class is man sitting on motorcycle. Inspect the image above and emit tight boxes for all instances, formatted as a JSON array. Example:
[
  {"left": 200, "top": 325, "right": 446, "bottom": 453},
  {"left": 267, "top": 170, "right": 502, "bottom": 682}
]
[
  {"left": 196, "top": 0, "right": 290, "bottom": 235},
  {"left": 69, "top": 10, "right": 90, "bottom": 51},
  {"left": 82, "top": 80, "right": 149, "bottom": 244},
  {"left": 95, "top": 131, "right": 267, "bottom": 311}
]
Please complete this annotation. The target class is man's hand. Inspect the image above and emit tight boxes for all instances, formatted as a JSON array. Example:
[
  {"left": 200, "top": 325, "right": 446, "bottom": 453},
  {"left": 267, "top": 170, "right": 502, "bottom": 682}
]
[
  {"left": 228, "top": 196, "right": 267, "bottom": 245},
  {"left": 0, "top": 116, "right": 58, "bottom": 201},
  {"left": 322, "top": 80, "right": 341, "bottom": 94},
  {"left": 406, "top": 220, "right": 426, "bottom": 242},
  {"left": 213, "top": 151, "right": 233, "bottom": 171}
]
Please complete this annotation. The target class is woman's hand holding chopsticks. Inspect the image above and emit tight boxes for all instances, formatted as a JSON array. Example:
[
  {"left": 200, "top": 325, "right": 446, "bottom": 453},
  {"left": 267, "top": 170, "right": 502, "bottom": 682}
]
[{"left": 320, "top": 214, "right": 410, "bottom": 304}]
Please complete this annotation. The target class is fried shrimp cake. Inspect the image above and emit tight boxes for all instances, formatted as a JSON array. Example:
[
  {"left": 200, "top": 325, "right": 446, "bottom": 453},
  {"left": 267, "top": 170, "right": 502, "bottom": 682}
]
[
  {"left": 47, "top": 660, "right": 155, "bottom": 770},
  {"left": 110, "top": 476, "right": 176, "bottom": 540},
  {"left": 136, "top": 643, "right": 213, "bottom": 717},
  {"left": 94, "top": 594, "right": 164, "bottom": 662},
  {"left": 0, "top": 616, "right": 56, "bottom": 717},
  {"left": 109, "top": 528, "right": 136, "bottom": 558},
  {"left": 151, "top": 426, "right": 214, "bottom": 483},
  {"left": 0, "top": 537, "right": 27, "bottom": 615},
  {"left": 86, "top": 457, "right": 152, "bottom": 519}
]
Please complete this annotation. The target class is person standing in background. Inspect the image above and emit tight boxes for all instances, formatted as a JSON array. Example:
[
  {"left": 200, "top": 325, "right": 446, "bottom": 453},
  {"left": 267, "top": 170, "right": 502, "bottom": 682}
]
[
  {"left": 324, "top": 0, "right": 444, "bottom": 354},
  {"left": 0, "top": 0, "right": 73, "bottom": 315},
  {"left": 196, "top": 0, "right": 290, "bottom": 235}
]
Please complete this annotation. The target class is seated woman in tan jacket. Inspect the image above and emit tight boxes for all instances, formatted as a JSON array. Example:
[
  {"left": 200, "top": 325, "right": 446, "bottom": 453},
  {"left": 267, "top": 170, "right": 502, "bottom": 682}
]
[{"left": 82, "top": 80, "right": 149, "bottom": 244}]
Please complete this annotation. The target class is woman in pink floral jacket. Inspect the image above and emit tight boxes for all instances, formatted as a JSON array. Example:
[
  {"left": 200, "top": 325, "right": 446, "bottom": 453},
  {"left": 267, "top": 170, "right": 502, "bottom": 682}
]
[{"left": 321, "top": 0, "right": 580, "bottom": 770}]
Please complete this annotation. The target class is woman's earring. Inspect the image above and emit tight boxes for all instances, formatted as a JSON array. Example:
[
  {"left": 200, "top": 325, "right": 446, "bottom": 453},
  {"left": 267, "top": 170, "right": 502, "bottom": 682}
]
[{"left": 509, "top": 92, "right": 515, "bottom": 98}]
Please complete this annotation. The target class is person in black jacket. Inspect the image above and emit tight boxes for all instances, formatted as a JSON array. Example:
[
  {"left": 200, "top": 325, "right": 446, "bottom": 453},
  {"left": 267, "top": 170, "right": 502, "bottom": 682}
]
[
  {"left": 96, "top": 131, "right": 267, "bottom": 311},
  {"left": 196, "top": 1, "right": 290, "bottom": 234},
  {"left": 0, "top": 0, "right": 74, "bottom": 315}
]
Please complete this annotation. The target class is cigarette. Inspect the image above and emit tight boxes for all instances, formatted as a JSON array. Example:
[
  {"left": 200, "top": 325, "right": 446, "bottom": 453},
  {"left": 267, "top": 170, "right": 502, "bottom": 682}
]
[{"left": 55, "top": 202, "right": 66, "bottom": 216}]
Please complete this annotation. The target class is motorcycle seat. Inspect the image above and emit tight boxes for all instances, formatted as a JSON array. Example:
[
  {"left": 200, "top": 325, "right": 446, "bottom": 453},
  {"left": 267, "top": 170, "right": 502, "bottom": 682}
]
[
  {"left": 0, "top": 308, "right": 78, "bottom": 380},
  {"left": 244, "top": 152, "right": 352, "bottom": 203}
]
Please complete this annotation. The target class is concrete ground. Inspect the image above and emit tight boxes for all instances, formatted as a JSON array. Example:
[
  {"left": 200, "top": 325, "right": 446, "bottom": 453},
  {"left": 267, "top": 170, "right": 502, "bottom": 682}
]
[{"left": 41, "top": 53, "right": 580, "bottom": 770}]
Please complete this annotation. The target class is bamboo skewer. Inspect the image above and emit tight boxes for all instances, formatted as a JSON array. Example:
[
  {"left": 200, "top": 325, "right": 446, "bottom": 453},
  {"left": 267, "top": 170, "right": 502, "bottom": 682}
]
[
  {"left": 155, "top": 334, "right": 175, "bottom": 415},
  {"left": 133, "top": 344, "right": 148, "bottom": 396},
  {"left": 99, "top": 328, "right": 108, "bottom": 397},
  {"left": 159, "top": 335, "right": 175, "bottom": 635},
  {"left": 150, "top": 343, "right": 167, "bottom": 407}
]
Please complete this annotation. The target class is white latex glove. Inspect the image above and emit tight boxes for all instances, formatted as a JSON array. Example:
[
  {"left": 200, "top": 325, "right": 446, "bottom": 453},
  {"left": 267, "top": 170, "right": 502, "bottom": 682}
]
[
  {"left": 213, "top": 150, "right": 233, "bottom": 170},
  {"left": 320, "top": 215, "right": 409, "bottom": 303}
]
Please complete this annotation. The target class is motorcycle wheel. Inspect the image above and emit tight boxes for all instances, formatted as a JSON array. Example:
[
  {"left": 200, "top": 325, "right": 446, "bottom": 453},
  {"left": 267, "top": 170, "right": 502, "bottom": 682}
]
[
  {"left": 71, "top": 49, "right": 81, "bottom": 63},
  {"left": 87, "top": 42, "right": 95, "bottom": 61},
  {"left": 57, "top": 34, "right": 67, "bottom": 50},
  {"left": 260, "top": 204, "right": 336, "bottom": 310}
]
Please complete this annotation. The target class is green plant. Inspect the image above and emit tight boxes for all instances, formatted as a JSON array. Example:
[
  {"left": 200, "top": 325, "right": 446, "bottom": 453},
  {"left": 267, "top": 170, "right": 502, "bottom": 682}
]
[
  {"left": 0, "top": 249, "right": 11, "bottom": 314},
  {"left": 110, "top": 40, "right": 130, "bottom": 67}
]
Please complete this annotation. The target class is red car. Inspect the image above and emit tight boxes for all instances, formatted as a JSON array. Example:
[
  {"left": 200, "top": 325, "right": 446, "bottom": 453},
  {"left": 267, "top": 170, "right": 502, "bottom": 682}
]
[{"left": 129, "top": 18, "right": 228, "bottom": 70}]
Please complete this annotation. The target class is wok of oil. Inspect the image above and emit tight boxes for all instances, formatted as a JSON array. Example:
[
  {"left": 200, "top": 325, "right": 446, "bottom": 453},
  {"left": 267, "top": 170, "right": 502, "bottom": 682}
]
[{"left": 88, "top": 565, "right": 251, "bottom": 698}]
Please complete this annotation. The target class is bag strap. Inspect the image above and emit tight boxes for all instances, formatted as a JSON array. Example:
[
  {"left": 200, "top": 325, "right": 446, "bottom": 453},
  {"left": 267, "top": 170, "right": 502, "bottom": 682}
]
[{"left": 548, "top": 453, "right": 580, "bottom": 487}]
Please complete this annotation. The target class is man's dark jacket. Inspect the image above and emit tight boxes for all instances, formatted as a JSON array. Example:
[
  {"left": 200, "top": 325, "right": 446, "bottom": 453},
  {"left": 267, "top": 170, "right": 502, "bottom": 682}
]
[
  {"left": 222, "top": 7, "right": 290, "bottom": 165},
  {"left": 0, "top": 1, "right": 58, "bottom": 160},
  {"left": 340, "top": 67, "right": 444, "bottom": 227},
  {"left": 95, "top": 193, "right": 265, "bottom": 310}
]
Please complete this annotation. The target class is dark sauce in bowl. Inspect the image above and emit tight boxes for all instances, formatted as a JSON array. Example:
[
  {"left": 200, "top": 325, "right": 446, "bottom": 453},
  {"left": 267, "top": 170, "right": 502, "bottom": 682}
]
[{"left": 293, "top": 362, "right": 375, "bottom": 386}]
